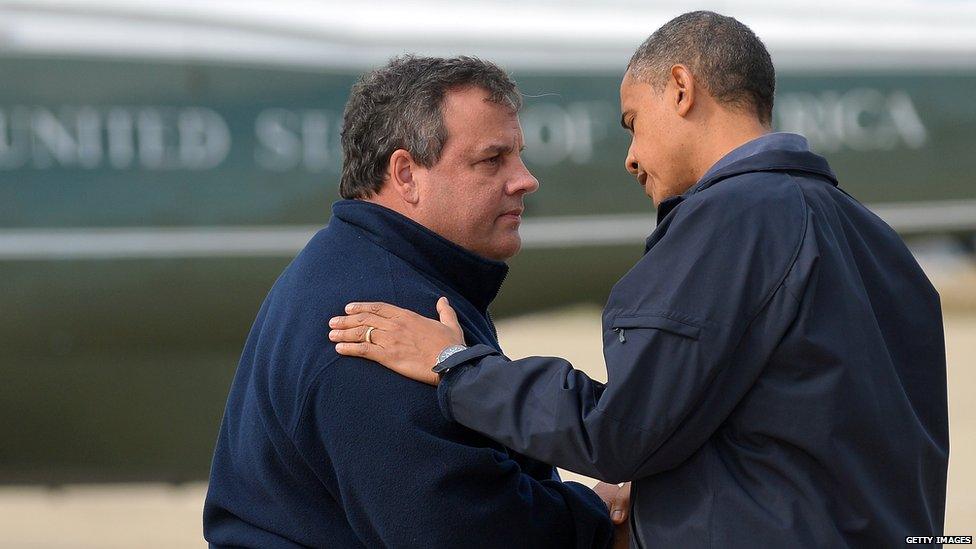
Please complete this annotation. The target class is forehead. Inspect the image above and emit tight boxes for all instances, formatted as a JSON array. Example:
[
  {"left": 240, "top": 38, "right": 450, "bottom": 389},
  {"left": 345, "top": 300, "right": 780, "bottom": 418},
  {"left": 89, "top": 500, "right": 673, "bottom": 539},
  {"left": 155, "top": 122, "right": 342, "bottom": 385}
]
[
  {"left": 441, "top": 87, "right": 518, "bottom": 125},
  {"left": 441, "top": 86, "right": 520, "bottom": 135},
  {"left": 619, "top": 71, "right": 642, "bottom": 103},
  {"left": 620, "top": 71, "right": 666, "bottom": 117}
]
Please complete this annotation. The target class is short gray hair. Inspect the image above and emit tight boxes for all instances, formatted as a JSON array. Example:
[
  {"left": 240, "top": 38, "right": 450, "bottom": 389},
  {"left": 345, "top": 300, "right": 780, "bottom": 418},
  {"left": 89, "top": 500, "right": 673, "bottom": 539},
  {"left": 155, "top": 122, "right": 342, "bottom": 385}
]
[
  {"left": 628, "top": 11, "right": 775, "bottom": 125},
  {"left": 339, "top": 55, "right": 521, "bottom": 199}
]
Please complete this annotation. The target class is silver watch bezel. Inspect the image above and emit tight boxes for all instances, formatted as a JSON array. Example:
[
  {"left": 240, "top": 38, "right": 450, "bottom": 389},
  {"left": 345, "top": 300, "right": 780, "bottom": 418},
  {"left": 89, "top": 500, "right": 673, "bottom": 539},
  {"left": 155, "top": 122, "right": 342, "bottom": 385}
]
[{"left": 434, "top": 344, "right": 469, "bottom": 369}]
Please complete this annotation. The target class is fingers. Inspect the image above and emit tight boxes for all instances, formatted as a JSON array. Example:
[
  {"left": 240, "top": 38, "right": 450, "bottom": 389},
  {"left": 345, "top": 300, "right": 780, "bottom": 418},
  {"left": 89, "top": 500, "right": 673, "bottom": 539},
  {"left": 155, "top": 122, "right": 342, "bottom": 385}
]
[
  {"left": 329, "top": 312, "right": 390, "bottom": 331},
  {"left": 331, "top": 298, "right": 459, "bottom": 389},
  {"left": 344, "top": 301, "right": 403, "bottom": 318},
  {"left": 329, "top": 326, "right": 386, "bottom": 346},
  {"left": 436, "top": 297, "right": 463, "bottom": 340},
  {"left": 334, "top": 341, "right": 384, "bottom": 362},
  {"left": 610, "top": 483, "right": 631, "bottom": 524}
]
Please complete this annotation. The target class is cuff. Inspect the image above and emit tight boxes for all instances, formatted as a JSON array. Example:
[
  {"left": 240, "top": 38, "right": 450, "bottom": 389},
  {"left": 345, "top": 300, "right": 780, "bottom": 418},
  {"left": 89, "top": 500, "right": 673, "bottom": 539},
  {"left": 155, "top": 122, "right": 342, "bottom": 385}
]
[{"left": 435, "top": 344, "right": 499, "bottom": 422}]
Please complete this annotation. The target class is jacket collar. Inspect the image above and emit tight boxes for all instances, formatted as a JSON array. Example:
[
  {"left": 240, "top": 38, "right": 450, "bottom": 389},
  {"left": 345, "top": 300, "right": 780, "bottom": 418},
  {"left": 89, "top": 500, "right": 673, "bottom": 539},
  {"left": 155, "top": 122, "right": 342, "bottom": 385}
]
[
  {"left": 655, "top": 148, "right": 838, "bottom": 225},
  {"left": 330, "top": 199, "right": 508, "bottom": 312}
]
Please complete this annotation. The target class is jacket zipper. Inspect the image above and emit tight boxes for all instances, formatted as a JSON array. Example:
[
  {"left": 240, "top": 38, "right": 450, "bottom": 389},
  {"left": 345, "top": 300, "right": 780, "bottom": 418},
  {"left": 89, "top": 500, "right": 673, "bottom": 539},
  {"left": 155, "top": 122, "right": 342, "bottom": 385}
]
[
  {"left": 485, "top": 270, "right": 507, "bottom": 342},
  {"left": 486, "top": 309, "right": 499, "bottom": 341}
]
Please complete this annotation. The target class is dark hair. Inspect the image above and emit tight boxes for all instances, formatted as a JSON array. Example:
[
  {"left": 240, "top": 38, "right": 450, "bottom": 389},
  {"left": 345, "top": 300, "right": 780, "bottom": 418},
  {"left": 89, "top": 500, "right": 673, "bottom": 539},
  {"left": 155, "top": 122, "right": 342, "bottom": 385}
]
[
  {"left": 628, "top": 11, "right": 775, "bottom": 125},
  {"left": 339, "top": 55, "right": 521, "bottom": 199}
]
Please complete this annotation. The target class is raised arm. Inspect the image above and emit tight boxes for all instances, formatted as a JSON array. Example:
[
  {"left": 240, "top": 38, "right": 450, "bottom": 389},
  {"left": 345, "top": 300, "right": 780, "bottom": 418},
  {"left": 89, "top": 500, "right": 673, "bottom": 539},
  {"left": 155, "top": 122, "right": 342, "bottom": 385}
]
[
  {"left": 328, "top": 186, "right": 809, "bottom": 483},
  {"left": 328, "top": 300, "right": 717, "bottom": 482}
]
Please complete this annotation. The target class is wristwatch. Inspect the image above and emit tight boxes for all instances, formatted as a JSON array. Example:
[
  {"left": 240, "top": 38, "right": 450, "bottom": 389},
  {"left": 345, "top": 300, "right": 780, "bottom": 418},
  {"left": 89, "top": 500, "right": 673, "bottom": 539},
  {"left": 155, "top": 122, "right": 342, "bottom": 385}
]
[{"left": 432, "top": 344, "right": 469, "bottom": 375}]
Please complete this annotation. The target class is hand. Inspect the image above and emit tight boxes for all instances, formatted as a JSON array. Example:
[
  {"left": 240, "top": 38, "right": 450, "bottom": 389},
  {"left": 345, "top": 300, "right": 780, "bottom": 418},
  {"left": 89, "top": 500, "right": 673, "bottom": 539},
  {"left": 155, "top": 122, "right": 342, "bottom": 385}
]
[
  {"left": 328, "top": 297, "right": 464, "bottom": 386},
  {"left": 593, "top": 481, "right": 631, "bottom": 549},
  {"left": 593, "top": 481, "right": 631, "bottom": 524}
]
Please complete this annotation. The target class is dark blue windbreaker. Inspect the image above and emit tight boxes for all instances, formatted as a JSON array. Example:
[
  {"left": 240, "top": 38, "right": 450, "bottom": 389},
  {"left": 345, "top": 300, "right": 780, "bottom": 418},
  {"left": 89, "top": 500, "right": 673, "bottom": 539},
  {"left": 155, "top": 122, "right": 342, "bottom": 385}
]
[
  {"left": 204, "top": 200, "right": 613, "bottom": 548},
  {"left": 435, "top": 145, "right": 949, "bottom": 547}
]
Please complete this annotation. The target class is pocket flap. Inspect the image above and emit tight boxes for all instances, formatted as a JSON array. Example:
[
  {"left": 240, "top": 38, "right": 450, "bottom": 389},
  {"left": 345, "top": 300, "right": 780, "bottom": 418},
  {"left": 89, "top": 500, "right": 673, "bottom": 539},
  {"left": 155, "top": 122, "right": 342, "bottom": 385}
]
[{"left": 610, "top": 313, "right": 701, "bottom": 340}]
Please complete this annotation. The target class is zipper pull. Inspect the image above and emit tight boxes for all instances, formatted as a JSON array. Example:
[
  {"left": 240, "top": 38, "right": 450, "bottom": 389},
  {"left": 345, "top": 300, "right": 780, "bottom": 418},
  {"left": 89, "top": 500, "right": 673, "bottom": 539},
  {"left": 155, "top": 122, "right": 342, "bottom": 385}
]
[{"left": 615, "top": 328, "right": 626, "bottom": 343}]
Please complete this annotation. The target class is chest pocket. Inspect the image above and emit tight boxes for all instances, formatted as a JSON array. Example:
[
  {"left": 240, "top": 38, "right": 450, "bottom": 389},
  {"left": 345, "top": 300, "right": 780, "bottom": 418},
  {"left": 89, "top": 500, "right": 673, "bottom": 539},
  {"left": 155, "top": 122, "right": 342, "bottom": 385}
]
[{"left": 610, "top": 313, "right": 701, "bottom": 343}]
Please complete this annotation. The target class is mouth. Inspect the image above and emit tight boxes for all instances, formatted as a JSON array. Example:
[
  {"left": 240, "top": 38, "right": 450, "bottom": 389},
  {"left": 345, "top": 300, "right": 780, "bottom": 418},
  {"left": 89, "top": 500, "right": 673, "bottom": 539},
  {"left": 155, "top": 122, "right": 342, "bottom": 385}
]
[
  {"left": 499, "top": 208, "right": 524, "bottom": 223},
  {"left": 637, "top": 172, "right": 648, "bottom": 187}
]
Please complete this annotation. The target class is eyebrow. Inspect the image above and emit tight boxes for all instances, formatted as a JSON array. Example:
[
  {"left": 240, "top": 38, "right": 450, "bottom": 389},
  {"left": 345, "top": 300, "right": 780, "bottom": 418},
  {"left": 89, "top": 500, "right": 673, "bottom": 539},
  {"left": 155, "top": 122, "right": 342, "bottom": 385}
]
[{"left": 477, "top": 143, "right": 516, "bottom": 156}]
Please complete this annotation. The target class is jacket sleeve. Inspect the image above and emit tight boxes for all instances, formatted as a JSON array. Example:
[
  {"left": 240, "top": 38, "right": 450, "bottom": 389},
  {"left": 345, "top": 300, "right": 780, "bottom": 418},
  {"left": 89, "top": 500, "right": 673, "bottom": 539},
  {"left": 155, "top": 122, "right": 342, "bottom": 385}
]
[
  {"left": 436, "top": 181, "right": 811, "bottom": 483},
  {"left": 295, "top": 356, "right": 614, "bottom": 549}
]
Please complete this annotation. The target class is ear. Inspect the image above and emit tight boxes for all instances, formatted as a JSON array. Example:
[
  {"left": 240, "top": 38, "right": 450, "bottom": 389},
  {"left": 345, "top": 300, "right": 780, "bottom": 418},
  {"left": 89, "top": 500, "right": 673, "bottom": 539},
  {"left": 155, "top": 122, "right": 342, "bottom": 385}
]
[
  {"left": 386, "top": 149, "right": 420, "bottom": 204},
  {"left": 669, "top": 64, "right": 696, "bottom": 118}
]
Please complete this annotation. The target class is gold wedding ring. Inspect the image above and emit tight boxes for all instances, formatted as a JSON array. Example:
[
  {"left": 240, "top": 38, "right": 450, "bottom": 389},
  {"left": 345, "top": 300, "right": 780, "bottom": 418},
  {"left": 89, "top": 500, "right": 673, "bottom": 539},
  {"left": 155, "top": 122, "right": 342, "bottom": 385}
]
[{"left": 365, "top": 326, "right": 376, "bottom": 345}]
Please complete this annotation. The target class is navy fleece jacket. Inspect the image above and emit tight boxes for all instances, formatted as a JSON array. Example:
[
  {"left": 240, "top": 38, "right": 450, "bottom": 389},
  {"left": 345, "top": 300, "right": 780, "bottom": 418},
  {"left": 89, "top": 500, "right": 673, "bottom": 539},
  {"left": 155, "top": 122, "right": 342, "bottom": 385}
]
[{"left": 204, "top": 200, "right": 613, "bottom": 548}]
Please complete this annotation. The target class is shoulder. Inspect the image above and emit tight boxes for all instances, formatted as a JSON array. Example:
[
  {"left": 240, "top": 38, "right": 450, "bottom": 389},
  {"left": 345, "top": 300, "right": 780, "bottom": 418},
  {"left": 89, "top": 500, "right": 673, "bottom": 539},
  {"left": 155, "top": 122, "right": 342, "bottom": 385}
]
[
  {"left": 252, "top": 227, "right": 406, "bottom": 416},
  {"left": 679, "top": 171, "right": 807, "bottom": 236},
  {"left": 648, "top": 171, "right": 809, "bottom": 265},
  {"left": 274, "top": 232, "right": 449, "bottom": 419},
  {"left": 612, "top": 172, "right": 809, "bottom": 320},
  {"left": 659, "top": 171, "right": 810, "bottom": 268},
  {"left": 288, "top": 227, "right": 391, "bottom": 294},
  {"left": 286, "top": 225, "right": 441, "bottom": 311}
]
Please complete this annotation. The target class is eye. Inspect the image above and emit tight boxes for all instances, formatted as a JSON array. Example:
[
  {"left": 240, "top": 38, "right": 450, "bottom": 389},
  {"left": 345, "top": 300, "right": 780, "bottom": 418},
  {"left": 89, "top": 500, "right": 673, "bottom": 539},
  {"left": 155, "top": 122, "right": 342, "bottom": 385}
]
[{"left": 482, "top": 155, "right": 501, "bottom": 166}]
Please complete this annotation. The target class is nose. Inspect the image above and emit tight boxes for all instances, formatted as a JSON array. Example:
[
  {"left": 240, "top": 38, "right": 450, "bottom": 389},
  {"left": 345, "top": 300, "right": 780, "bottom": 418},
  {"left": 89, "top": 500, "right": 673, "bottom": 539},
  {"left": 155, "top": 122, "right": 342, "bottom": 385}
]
[
  {"left": 625, "top": 141, "right": 639, "bottom": 176},
  {"left": 509, "top": 157, "right": 540, "bottom": 196}
]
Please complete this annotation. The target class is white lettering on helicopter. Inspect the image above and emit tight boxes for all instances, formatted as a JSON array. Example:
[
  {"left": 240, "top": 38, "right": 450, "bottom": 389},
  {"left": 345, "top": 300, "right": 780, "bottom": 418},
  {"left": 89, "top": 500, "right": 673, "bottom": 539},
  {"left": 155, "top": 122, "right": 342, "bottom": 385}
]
[
  {"left": 774, "top": 89, "right": 928, "bottom": 152},
  {"left": 0, "top": 89, "right": 929, "bottom": 172},
  {"left": 0, "top": 106, "right": 231, "bottom": 171},
  {"left": 254, "top": 109, "right": 337, "bottom": 172},
  {"left": 520, "top": 101, "right": 612, "bottom": 167}
]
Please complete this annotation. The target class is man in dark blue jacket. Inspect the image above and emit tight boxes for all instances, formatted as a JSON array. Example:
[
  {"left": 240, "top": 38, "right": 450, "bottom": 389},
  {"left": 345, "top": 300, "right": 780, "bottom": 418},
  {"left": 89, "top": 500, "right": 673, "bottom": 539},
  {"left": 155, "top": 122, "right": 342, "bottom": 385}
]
[
  {"left": 204, "top": 56, "right": 615, "bottom": 548},
  {"left": 329, "top": 12, "right": 949, "bottom": 548}
]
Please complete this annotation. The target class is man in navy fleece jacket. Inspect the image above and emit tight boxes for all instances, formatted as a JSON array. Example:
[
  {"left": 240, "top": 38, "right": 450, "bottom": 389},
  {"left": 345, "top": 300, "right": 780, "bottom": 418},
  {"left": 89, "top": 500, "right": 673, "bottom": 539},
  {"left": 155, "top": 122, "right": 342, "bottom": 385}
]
[{"left": 203, "top": 56, "right": 615, "bottom": 548}]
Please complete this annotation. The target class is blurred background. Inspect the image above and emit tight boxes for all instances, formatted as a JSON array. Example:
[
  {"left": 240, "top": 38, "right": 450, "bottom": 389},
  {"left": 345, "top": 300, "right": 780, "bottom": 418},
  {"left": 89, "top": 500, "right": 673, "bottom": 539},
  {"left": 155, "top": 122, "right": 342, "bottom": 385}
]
[{"left": 1, "top": 0, "right": 974, "bottom": 546}]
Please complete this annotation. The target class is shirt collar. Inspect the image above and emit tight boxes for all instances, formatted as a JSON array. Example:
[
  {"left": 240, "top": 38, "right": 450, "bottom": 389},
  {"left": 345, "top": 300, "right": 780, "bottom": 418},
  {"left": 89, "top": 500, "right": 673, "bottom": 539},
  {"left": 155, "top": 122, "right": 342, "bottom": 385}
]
[{"left": 330, "top": 199, "right": 508, "bottom": 312}]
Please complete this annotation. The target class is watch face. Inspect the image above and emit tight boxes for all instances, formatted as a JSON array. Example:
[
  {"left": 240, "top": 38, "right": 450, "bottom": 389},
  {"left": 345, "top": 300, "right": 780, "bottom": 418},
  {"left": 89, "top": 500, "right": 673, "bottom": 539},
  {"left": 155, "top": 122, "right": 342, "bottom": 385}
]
[{"left": 436, "top": 345, "right": 467, "bottom": 367}]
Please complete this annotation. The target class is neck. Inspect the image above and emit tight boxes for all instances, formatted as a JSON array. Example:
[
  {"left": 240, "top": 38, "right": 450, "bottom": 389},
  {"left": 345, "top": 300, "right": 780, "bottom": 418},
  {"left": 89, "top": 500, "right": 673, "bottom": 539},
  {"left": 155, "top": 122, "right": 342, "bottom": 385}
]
[
  {"left": 331, "top": 199, "right": 508, "bottom": 312},
  {"left": 692, "top": 115, "right": 770, "bottom": 182},
  {"left": 364, "top": 187, "right": 450, "bottom": 249},
  {"left": 363, "top": 188, "right": 414, "bottom": 220}
]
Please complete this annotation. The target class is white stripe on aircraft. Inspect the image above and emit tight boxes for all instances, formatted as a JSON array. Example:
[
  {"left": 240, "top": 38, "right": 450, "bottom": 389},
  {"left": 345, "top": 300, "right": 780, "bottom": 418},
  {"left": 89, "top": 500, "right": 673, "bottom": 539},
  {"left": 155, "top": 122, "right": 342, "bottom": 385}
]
[{"left": 0, "top": 201, "right": 973, "bottom": 260}]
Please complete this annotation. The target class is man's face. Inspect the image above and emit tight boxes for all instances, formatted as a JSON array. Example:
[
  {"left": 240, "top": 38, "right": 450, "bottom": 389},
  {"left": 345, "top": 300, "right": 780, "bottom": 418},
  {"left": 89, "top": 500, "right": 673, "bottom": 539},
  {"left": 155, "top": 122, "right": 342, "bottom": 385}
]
[
  {"left": 413, "top": 86, "right": 539, "bottom": 261},
  {"left": 619, "top": 71, "right": 695, "bottom": 206}
]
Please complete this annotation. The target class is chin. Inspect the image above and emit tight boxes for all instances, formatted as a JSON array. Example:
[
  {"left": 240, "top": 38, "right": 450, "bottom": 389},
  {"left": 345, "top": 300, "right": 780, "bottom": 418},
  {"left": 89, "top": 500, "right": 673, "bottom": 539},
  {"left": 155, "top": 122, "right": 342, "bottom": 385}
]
[
  {"left": 645, "top": 186, "right": 659, "bottom": 204},
  {"left": 482, "top": 235, "right": 521, "bottom": 262}
]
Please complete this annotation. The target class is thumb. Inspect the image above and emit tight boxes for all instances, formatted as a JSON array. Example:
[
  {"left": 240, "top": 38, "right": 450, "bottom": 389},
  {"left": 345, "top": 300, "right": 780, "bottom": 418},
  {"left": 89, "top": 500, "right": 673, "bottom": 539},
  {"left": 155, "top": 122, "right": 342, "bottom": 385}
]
[
  {"left": 436, "top": 297, "right": 463, "bottom": 341},
  {"left": 610, "top": 505, "right": 627, "bottom": 525},
  {"left": 610, "top": 483, "right": 631, "bottom": 524}
]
